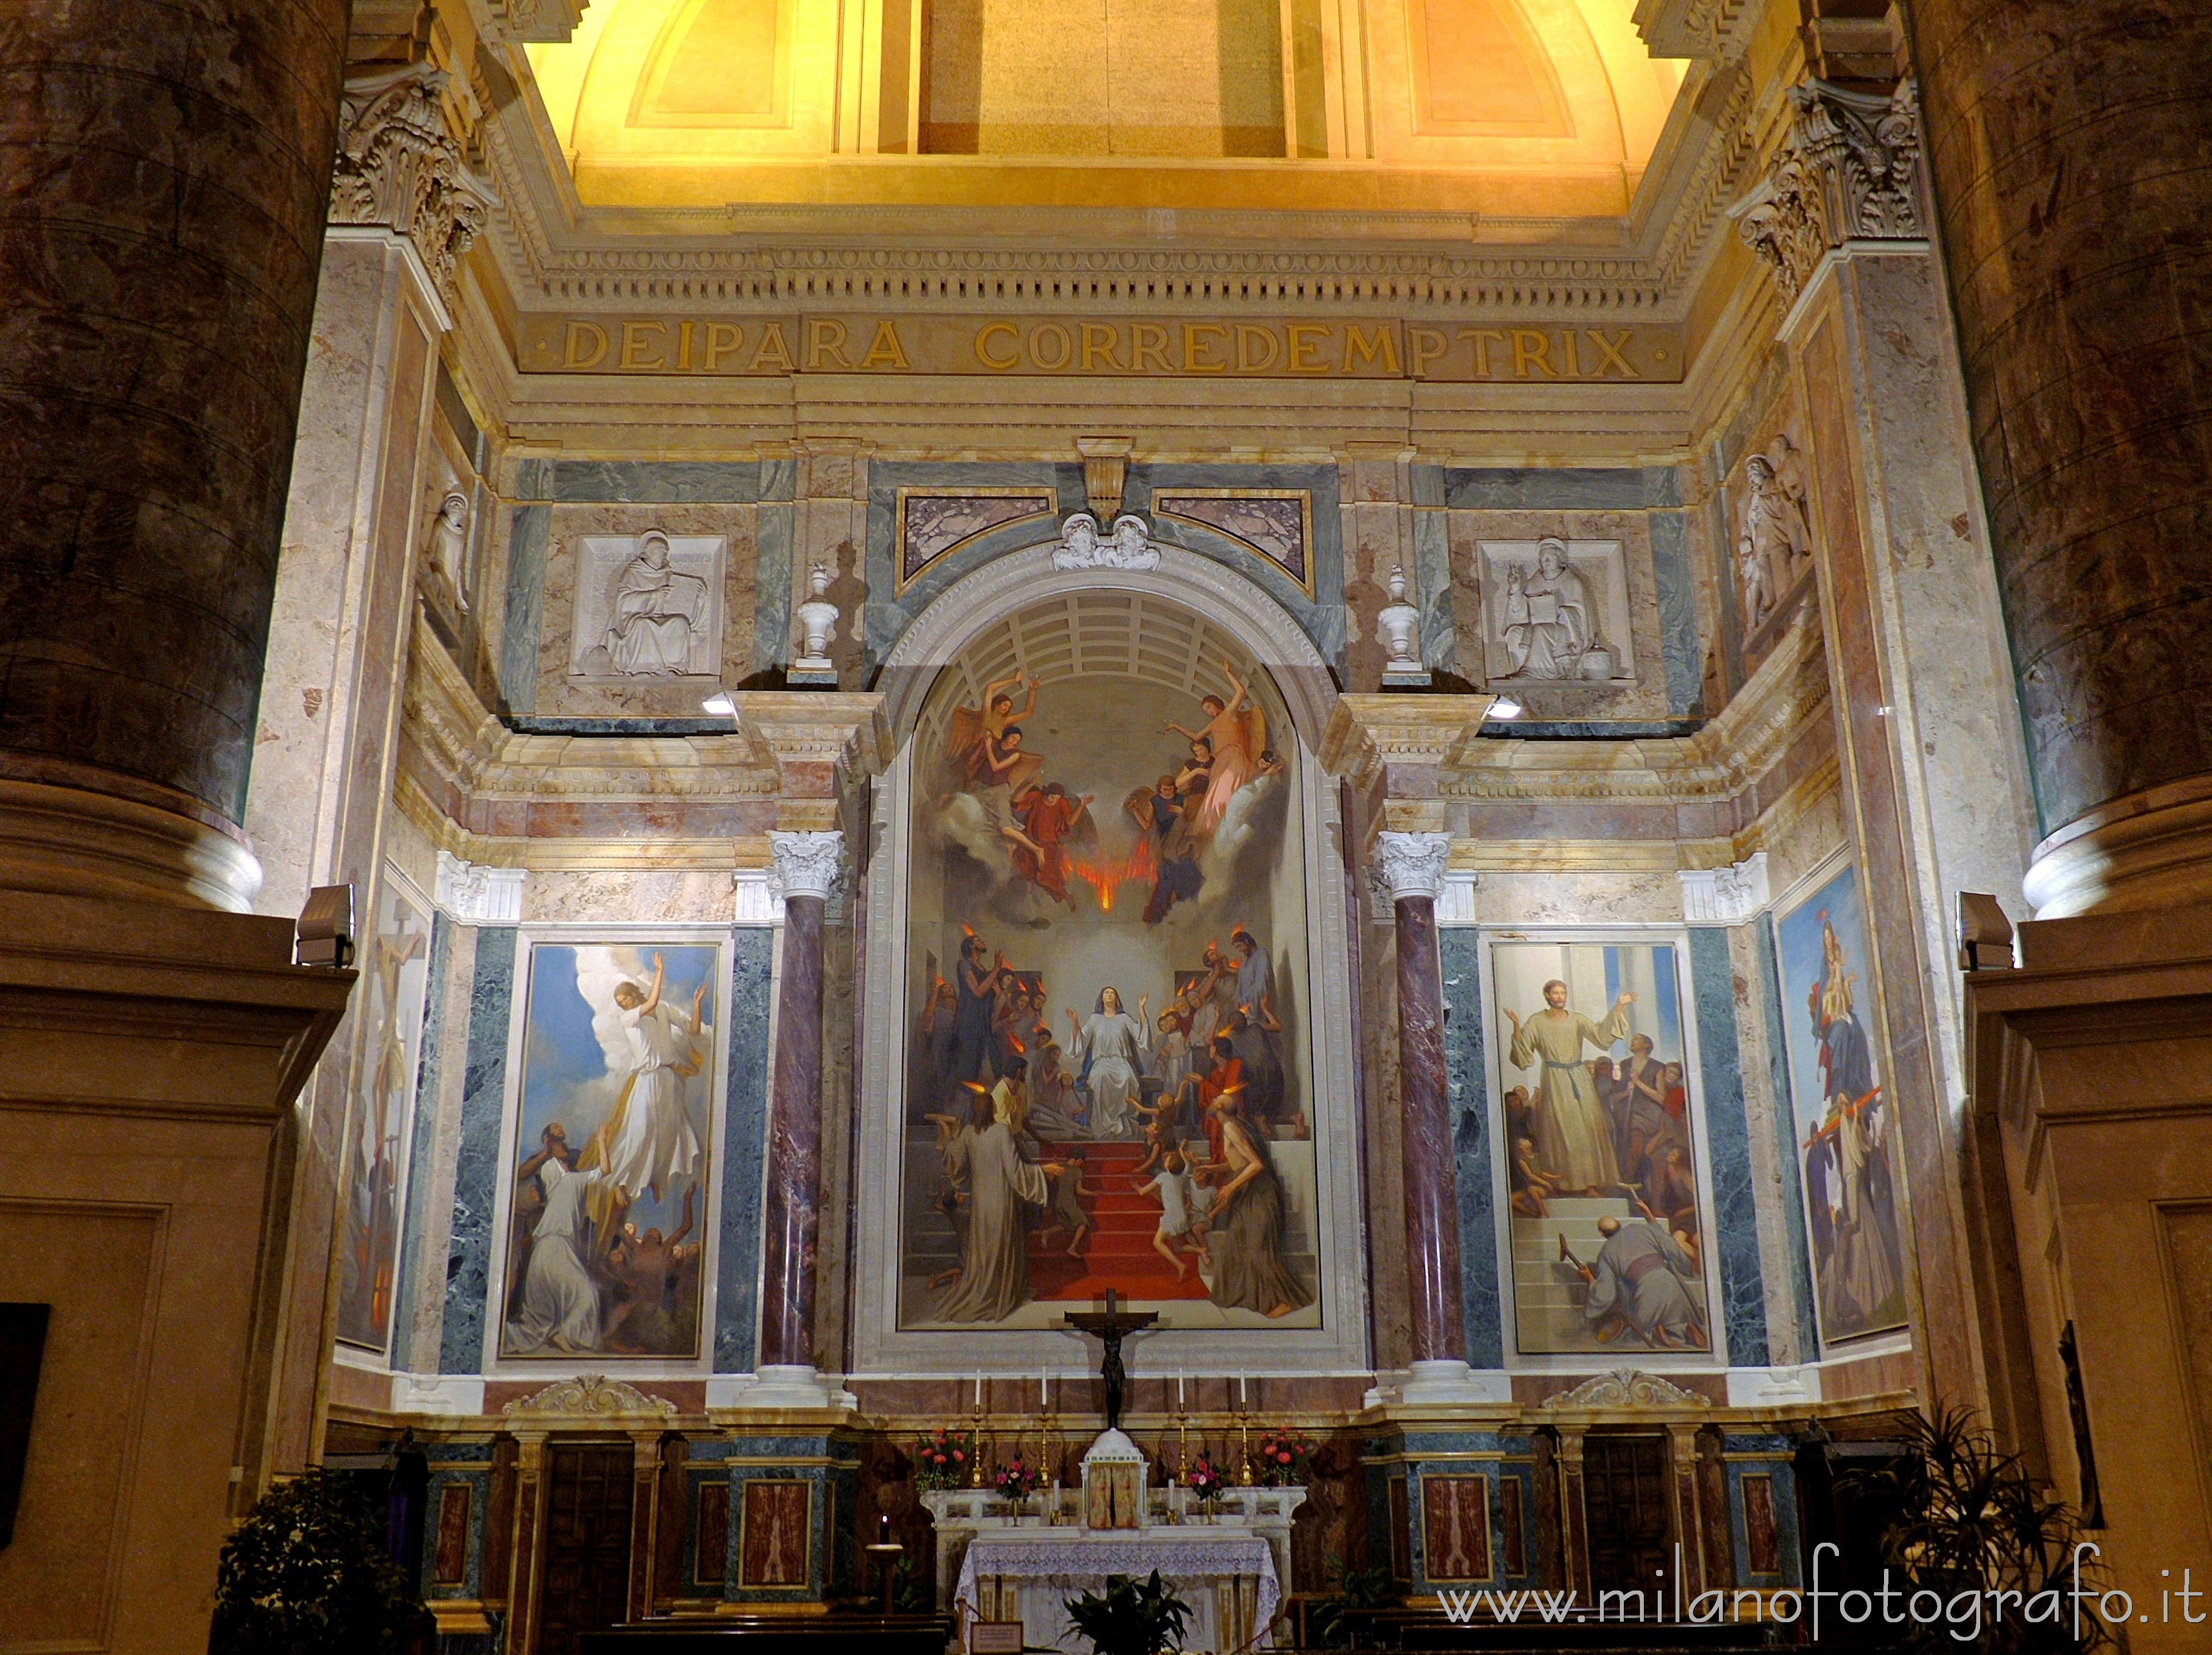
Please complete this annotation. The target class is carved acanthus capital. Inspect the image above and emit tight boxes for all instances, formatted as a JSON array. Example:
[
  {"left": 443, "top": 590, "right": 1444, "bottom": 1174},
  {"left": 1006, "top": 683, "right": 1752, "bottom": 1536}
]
[
  {"left": 1728, "top": 77, "right": 1924, "bottom": 305},
  {"left": 769, "top": 829, "right": 844, "bottom": 902},
  {"left": 330, "top": 64, "right": 499, "bottom": 310},
  {"left": 1371, "top": 832, "right": 1452, "bottom": 904}
]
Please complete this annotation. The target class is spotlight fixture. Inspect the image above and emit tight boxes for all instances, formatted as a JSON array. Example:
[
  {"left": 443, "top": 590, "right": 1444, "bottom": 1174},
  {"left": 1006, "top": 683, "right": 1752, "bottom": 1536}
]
[
  {"left": 701, "top": 693, "right": 736, "bottom": 717},
  {"left": 296, "top": 883, "right": 355, "bottom": 969},
  {"left": 1488, "top": 697, "right": 1523, "bottom": 720}
]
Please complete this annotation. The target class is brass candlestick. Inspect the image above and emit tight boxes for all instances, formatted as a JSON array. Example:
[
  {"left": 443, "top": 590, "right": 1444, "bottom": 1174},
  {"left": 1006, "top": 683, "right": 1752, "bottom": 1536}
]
[{"left": 971, "top": 1396, "right": 988, "bottom": 1488}]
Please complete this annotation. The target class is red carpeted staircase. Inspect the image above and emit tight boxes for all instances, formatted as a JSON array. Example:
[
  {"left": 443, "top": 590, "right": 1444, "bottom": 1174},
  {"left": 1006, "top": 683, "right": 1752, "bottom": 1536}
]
[{"left": 1026, "top": 1140, "right": 1211, "bottom": 1301}]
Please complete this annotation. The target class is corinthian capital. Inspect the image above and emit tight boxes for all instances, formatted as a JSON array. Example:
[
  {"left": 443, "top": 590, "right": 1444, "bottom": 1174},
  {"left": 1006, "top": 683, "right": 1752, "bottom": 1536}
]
[
  {"left": 1727, "top": 77, "right": 1925, "bottom": 305},
  {"left": 769, "top": 830, "right": 844, "bottom": 902},
  {"left": 330, "top": 64, "right": 499, "bottom": 311},
  {"left": 1371, "top": 832, "right": 1452, "bottom": 903}
]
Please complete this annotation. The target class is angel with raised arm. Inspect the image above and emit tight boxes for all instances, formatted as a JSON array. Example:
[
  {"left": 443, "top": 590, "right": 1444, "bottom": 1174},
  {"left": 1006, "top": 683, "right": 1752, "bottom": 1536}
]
[
  {"left": 1165, "top": 659, "right": 1269, "bottom": 840},
  {"left": 574, "top": 948, "right": 710, "bottom": 1244},
  {"left": 945, "top": 668, "right": 1038, "bottom": 791}
]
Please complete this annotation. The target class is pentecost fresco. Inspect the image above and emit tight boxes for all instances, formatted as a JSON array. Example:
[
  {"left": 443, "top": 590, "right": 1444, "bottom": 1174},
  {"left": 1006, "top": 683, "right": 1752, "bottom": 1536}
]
[
  {"left": 1488, "top": 939, "right": 1718, "bottom": 1355},
  {"left": 901, "top": 655, "right": 1322, "bottom": 1330}
]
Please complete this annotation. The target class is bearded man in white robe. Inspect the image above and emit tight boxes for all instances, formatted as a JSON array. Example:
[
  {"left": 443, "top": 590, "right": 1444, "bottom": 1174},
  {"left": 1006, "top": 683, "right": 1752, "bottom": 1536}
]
[{"left": 1505, "top": 978, "right": 1636, "bottom": 1193}]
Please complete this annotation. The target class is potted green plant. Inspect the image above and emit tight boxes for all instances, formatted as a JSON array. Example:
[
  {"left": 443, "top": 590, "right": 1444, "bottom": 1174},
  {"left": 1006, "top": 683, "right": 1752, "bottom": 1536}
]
[
  {"left": 1842, "top": 1406, "right": 2112, "bottom": 1654},
  {"left": 210, "top": 1468, "right": 421, "bottom": 1655},
  {"left": 1063, "top": 1569, "right": 1191, "bottom": 1655}
]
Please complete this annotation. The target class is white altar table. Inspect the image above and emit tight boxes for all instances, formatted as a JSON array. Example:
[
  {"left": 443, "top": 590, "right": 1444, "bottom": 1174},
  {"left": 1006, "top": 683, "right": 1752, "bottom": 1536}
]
[{"left": 923, "top": 1488, "right": 1305, "bottom": 1655}]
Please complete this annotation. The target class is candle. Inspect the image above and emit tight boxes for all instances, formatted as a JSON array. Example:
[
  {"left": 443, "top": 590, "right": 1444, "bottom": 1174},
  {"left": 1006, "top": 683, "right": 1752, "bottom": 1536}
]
[
  {"left": 1240, "top": 1375, "right": 1248, "bottom": 1412},
  {"left": 1041, "top": 1365, "right": 1048, "bottom": 1408},
  {"left": 1177, "top": 1370, "right": 1186, "bottom": 1412},
  {"left": 975, "top": 1370, "right": 983, "bottom": 1409}
]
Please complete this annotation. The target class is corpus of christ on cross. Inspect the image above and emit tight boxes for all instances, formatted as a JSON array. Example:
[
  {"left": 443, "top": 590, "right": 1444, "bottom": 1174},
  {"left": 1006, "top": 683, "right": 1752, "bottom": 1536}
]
[{"left": 1060, "top": 1288, "right": 1158, "bottom": 1431}]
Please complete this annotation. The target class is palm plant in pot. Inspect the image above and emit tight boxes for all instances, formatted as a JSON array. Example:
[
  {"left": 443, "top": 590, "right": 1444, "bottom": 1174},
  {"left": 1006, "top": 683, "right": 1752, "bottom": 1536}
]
[{"left": 1063, "top": 1570, "right": 1191, "bottom": 1655}]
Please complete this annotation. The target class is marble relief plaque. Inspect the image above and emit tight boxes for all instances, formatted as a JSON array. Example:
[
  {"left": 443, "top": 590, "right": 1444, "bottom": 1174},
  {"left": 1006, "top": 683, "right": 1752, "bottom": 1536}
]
[
  {"left": 898, "top": 489, "right": 1056, "bottom": 587},
  {"left": 568, "top": 531, "right": 726, "bottom": 680},
  {"left": 1154, "top": 491, "right": 1311, "bottom": 590},
  {"left": 1475, "top": 538, "right": 1634, "bottom": 685}
]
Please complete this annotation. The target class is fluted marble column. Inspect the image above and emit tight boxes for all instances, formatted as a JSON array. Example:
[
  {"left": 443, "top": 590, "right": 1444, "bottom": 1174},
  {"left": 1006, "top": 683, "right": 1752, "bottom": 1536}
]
[
  {"left": 745, "top": 829, "right": 844, "bottom": 1406},
  {"left": 0, "top": 0, "right": 350, "bottom": 910},
  {"left": 1375, "top": 831, "right": 1484, "bottom": 1404}
]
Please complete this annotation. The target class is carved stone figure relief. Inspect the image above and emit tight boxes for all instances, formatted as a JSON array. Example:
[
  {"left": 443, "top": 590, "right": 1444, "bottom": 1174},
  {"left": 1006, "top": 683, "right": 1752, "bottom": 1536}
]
[
  {"left": 569, "top": 530, "right": 726, "bottom": 680},
  {"left": 1733, "top": 435, "right": 1814, "bottom": 636},
  {"left": 422, "top": 489, "right": 471, "bottom": 615},
  {"left": 1477, "top": 538, "right": 1634, "bottom": 685},
  {"left": 1051, "top": 512, "right": 1162, "bottom": 571}
]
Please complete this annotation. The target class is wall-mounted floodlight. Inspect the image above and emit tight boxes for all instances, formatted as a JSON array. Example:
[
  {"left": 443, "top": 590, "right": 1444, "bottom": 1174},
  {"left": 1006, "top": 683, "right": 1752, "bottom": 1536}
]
[
  {"left": 297, "top": 884, "right": 355, "bottom": 969},
  {"left": 1956, "top": 891, "right": 2014, "bottom": 971},
  {"left": 1487, "top": 697, "right": 1523, "bottom": 720},
  {"left": 701, "top": 693, "right": 737, "bottom": 717}
]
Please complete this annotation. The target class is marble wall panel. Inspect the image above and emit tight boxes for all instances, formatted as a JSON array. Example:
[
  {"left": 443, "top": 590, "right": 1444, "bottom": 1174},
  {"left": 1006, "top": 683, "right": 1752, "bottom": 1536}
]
[
  {"left": 1463, "top": 872, "right": 1684, "bottom": 928},
  {"left": 498, "top": 504, "right": 551, "bottom": 713},
  {"left": 715, "top": 927, "right": 777, "bottom": 1372},
  {"left": 1129, "top": 461, "right": 1345, "bottom": 663},
  {"left": 533, "top": 504, "right": 759, "bottom": 716},
  {"left": 439, "top": 925, "right": 517, "bottom": 1373},
  {"left": 752, "top": 454, "right": 797, "bottom": 678},
  {"left": 1440, "top": 928, "right": 1504, "bottom": 1368},
  {"left": 1688, "top": 926, "right": 1769, "bottom": 1367}
]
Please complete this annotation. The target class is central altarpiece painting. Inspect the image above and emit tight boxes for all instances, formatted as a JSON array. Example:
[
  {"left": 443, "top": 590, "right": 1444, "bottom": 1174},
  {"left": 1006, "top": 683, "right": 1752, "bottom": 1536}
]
[{"left": 898, "top": 647, "right": 1323, "bottom": 1331}]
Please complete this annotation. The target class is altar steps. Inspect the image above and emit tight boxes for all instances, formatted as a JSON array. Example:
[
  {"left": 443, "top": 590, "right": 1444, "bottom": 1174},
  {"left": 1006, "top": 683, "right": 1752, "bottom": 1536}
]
[{"left": 1027, "top": 1141, "right": 1211, "bottom": 1300}]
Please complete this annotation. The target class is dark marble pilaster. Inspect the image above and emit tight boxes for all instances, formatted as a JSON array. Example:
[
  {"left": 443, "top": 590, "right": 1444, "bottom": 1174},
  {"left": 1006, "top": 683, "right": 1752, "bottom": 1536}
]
[
  {"left": 757, "top": 832, "right": 841, "bottom": 1379},
  {"left": 1439, "top": 928, "right": 1503, "bottom": 1368},
  {"left": 1396, "top": 895, "right": 1463, "bottom": 1364},
  {"left": 441, "top": 925, "right": 516, "bottom": 1373},
  {"left": 714, "top": 926, "right": 778, "bottom": 1371},
  {"left": 1688, "top": 926, "right": 1770, "bottom": 1367}
]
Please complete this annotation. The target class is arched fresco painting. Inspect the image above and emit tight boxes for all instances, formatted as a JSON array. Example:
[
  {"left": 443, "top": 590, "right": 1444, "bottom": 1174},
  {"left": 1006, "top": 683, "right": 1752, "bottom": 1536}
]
[{"left": 897, "top": 595, "right": 1323, "bottom": 1330}]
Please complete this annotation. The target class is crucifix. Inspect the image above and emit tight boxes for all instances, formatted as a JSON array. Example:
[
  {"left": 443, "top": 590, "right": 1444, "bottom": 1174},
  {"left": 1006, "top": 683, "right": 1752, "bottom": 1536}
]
[{"left": 1060, "top": 1288, "right": 1157, "bottom": 1431}]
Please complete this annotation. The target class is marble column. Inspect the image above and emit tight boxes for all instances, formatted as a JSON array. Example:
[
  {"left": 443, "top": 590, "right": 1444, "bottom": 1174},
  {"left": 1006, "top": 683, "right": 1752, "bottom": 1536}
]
[
  {"left": 1375, "top": 831, "right": 1483, "bottom": 1404},
  {"left": 1904, "top": 2, "right": 2212, "bottom": 915},
  {"left": 745, "top": 829, "right": 845, "bottom": 1407},
  {"left": 0, "top": 0, "right": 350, "bottom": 911}
]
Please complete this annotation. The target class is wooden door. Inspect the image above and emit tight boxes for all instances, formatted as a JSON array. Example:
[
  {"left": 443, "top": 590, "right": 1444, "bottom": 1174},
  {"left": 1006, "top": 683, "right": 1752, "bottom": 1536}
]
[
  {"left": 1581, "top": 1434, "right": 1671, "bottom": 1600},
  {"left": 535, "top": 1443, "right": 635, "bottom": 1655}
]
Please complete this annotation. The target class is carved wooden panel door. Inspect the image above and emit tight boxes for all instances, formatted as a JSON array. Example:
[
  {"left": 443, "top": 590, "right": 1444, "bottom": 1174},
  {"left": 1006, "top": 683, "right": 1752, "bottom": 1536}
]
[
  {"left": 1580, "top": 1433, "right": 1671, "bottom": 1598},
  {"left": 535, "top": 1443, "right": 636, "bottom": 1655}
]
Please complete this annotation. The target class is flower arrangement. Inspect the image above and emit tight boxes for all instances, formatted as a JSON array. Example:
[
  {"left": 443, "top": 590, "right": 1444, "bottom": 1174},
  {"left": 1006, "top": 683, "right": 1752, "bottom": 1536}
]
[
  {"left": 1184, "top": 1456, "right": 1228, "bottom": 1504},
  {"left": 996, "top": 1455, "right": 1043, "bottom": 1499},
  {"left": 1251, "top": 1429, "right": 1318, "bottom": 1487},
  {"left": 914, "top": 1427, "right": 974, "bottom": 1490}
]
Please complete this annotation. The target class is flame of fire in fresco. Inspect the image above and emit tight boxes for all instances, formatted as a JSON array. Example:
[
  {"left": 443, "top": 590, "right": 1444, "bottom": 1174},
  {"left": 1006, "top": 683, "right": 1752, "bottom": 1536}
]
[{"left": 1068, "top": 837, "right": 1157, "bottom": 912}]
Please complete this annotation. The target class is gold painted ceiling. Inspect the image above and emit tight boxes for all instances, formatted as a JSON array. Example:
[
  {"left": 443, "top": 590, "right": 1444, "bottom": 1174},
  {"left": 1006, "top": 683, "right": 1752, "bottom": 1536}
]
[{"left": 526, "top": 0, "right": 1688, "bottom": 217}]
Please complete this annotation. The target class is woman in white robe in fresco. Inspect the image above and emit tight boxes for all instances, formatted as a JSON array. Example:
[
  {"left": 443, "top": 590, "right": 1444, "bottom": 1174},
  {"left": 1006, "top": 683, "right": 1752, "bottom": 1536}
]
[{"left": 1066, "top": 986, "right": 1151, "bottom": 1139}]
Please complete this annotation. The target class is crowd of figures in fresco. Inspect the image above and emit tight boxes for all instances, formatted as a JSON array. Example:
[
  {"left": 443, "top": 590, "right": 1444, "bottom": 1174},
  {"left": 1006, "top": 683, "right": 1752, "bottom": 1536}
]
[
  {"left": 904, "top": 657, "right": 1318, "bottom": 1328},
  {"left": 1493, "top": 944, "right": 1715, "bottom": 1355}
]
